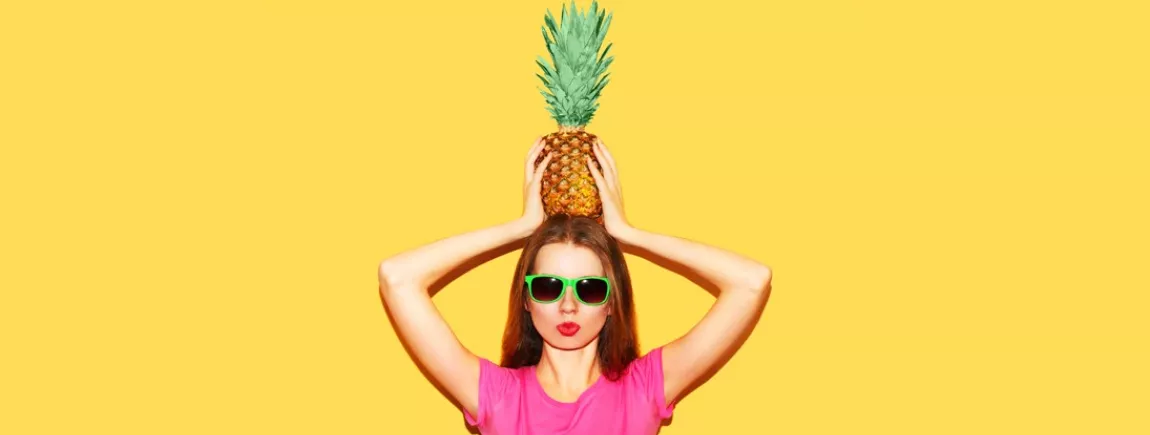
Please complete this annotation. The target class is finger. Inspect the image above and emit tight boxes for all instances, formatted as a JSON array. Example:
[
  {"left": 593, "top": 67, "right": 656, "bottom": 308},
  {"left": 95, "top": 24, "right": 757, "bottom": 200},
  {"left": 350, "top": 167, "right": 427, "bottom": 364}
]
[
  {"left": 594, "top": 141, "right": 624, "bottom": 207},
  {"left": 591, "top": 141, "right": 617, "bottom": 194},
  {"left": 531, "top": 154, "right": 553, "bottom": 201},
  {"left": 527, "top": 153, "right": 552, "bottom": 200},
  {"left": 525, "top": 136, "right": 544, "bottom": 178},
  {"left": 595, "top": 139, "right": 618, "bottom": 180},
  {"left": 526, "top": 141, "right": 547, "bottom": 183},
  {"left": 527, "top": 136, "right": 543, "bottom": 160},
  {"left": 585, "top": 155, "right": 613, "bottom": 201},
  {"left": 533, "top": 152, "right": 554, "bottom": 187},
  {"left": 598, "top": 139, "right": 623, "bottom": 193}
]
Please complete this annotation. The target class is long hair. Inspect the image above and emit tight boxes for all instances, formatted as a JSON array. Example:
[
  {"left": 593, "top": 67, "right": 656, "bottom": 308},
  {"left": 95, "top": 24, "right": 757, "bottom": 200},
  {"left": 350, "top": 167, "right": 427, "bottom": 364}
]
[{"left": 500, "top": 214, "right": 639, "bottom": 381}]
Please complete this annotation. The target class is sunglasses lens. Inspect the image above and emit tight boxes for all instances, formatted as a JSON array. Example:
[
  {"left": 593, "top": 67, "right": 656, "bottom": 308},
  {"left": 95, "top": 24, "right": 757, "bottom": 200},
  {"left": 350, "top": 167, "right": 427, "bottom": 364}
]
[
  {"left": 529, "top": 276, "right": 563, "bottom": 302},
  {"left": 576, "top": 279, "right": 609, "bottom": 304}
]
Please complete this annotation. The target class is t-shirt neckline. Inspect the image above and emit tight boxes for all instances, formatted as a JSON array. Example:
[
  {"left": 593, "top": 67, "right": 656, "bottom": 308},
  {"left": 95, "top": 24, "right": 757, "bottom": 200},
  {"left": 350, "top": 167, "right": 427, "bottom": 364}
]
[{"left": 530, "top": 364, "right": 607, "bottom": 406}]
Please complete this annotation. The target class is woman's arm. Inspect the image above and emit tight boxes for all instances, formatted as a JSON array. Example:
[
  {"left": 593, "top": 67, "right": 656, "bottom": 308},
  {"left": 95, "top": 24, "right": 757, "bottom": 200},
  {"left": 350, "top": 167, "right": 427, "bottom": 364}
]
[
  {"left": 614, "top": 226, "right": 772, "bottom": 405},
  {"left": 378, "top": 137, "right": 555, "bottom": 417},
  {"left": 378, "top": 217, "right": 536, "bottom": 418},
  {"left": 583, "top": 138, "right": 772, "bottom": 406}
]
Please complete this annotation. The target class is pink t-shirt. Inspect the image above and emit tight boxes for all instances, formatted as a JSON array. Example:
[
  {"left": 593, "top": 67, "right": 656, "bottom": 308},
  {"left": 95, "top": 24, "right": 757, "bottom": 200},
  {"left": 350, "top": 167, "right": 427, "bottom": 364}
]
[{"left": 463, "top": 346, "right": 675, "bottom": 435}]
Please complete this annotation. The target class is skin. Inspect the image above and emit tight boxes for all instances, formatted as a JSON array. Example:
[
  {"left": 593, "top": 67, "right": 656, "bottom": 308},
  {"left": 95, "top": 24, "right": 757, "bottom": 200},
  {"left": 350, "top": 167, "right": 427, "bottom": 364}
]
[
  {"left": 378, "top": 137, "right": 773, "bottom": 418},
  {"left": 527, "top": 243, "right": 612, "bottom": 402}
]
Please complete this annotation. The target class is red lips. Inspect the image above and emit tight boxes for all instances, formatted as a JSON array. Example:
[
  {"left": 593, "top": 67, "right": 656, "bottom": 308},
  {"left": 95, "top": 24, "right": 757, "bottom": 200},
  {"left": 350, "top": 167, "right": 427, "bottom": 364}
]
[{"left": 557, "top": 322, "right": 580, "bottom": 336}]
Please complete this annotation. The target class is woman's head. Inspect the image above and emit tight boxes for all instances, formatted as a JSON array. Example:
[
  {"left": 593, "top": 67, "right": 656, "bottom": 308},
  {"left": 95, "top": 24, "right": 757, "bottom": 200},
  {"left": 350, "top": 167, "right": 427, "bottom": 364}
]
[{"left": 500, "top": 214, "right": 639, "bottom": 381}]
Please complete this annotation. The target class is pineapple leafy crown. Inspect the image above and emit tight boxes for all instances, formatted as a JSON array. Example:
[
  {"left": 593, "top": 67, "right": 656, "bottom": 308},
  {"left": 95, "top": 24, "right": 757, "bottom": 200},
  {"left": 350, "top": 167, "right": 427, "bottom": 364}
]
[{"left": 536, "top": 0, "right": 614, "bottom": 128}]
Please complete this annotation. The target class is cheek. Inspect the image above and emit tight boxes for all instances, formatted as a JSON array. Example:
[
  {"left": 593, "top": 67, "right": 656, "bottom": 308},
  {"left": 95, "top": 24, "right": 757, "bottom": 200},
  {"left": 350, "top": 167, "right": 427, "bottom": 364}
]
[
  {"left": 582, "top": 308, "right": 611, "bottom": 336},
  {"left": 527, "top": 302, "right": 558, "bottom": 320},
  {"left": 588, "top": 306, "right": 611, "bottom": 322}
]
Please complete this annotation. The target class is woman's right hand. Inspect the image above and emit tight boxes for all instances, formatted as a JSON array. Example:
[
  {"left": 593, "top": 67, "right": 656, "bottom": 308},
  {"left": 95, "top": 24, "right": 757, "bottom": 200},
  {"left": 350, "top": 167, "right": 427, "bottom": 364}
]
[{"left": 521, "top": 136, "right": 554, "bottom": 229}]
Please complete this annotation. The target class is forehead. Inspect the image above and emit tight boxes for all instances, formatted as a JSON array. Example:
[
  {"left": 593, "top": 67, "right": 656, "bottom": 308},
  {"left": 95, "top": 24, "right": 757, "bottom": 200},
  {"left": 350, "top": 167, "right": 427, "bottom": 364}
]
[{"left": 533, "top": 243, "right": 604, "bottom": 276}]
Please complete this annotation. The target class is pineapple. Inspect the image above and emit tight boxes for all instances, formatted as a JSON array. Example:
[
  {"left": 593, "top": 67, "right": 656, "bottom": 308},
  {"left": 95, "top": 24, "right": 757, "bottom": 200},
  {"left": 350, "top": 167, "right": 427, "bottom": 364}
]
[{"left": 532, "top": 0, "right": 614, "bottom": 225}]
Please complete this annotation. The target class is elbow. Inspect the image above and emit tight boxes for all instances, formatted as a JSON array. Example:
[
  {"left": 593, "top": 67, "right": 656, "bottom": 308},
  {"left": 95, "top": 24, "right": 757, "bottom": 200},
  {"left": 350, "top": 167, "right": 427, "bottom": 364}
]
[
  {"left": 378, "top": 259, "right": 427, "bottom": 299},
  {"left": 377, "top": 260, "right": 411, "bottom": 295},
  {"left": 721, "top": 265, "right": 773, "bottom": 299},
  {"left": 377, "top": 261, "right": 393, "bottom": 298},
  {"left": 747, "top": 265, "right": 773, "bottom": 297},
  {"left": 377, "top": 260, "right": 393, "bottom": 286}
]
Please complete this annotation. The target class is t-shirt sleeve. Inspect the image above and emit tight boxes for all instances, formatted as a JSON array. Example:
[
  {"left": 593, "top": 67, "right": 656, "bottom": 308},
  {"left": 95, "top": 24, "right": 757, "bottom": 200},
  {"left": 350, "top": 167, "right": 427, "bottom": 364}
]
[
  {"left": 462, "top": 357, "right": 516, "bottom": 427},
  {"left": 633, "top": 346, "right": 676, "bottom": 420}
]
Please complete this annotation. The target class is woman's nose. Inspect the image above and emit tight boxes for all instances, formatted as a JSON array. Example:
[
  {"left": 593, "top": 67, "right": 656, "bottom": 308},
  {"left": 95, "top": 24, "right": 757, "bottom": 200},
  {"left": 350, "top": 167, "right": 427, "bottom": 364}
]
[{"left": 559, "top": 286, "right": 578, "bottom": 313}]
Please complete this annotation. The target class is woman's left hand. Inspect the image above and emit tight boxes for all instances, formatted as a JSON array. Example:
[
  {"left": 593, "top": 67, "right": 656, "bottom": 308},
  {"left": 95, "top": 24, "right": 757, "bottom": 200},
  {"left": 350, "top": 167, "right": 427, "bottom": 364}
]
[{"left": 585, "top": 138, "right": 634, "bottom": 238}]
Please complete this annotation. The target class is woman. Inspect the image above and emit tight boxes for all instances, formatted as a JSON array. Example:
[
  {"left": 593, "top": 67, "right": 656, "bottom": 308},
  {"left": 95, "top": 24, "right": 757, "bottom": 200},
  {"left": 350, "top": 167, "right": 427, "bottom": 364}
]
[{"left": 378, "top": 137, "right": 773, "bottom": 434}]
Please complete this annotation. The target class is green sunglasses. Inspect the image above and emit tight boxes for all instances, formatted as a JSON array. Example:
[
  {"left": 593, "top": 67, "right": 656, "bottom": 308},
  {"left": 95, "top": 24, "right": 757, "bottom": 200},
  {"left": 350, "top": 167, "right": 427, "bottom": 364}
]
[{"left": 524, "top": 273, "right": 611, "bottom": 306}]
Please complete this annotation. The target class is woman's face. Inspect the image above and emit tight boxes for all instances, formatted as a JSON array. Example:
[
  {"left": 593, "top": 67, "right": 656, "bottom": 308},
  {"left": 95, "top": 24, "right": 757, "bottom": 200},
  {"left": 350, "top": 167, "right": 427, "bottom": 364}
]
[{"left": 527, "top": 243, "right": 611, "bottom": 350}]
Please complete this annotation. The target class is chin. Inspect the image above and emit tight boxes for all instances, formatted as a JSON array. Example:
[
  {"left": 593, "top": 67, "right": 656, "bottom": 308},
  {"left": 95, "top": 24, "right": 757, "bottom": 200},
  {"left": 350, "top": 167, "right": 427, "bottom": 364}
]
[{"left": 543, "top": 333, "right": 595, "bottom": 350}]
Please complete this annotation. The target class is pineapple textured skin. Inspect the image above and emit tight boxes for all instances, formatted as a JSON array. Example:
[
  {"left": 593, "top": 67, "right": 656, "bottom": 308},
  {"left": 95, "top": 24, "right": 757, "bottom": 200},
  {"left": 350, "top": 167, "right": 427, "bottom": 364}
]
[{"left": 533, "top": 127, "right": 604, "bottom": 224}]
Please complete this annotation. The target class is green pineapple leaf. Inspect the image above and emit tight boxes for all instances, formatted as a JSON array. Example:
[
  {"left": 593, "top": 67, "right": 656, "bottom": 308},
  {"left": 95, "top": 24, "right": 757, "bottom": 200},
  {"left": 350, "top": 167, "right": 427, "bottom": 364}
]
[
  {"left": 597, "top": 42, "right": 612, "bottom": 65},
  {"left": 536, "top": 56, "right": 557, "bottom": 81},
  {"left": 537, "top": 0, "right": 613, "bottom": 127}
]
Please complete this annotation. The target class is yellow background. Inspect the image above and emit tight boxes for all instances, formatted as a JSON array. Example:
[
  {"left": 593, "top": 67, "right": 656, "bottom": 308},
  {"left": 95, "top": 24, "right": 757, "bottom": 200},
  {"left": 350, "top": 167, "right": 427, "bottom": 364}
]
[{"left": 2, "top": 0, "right": 1147, "bottom": 433}]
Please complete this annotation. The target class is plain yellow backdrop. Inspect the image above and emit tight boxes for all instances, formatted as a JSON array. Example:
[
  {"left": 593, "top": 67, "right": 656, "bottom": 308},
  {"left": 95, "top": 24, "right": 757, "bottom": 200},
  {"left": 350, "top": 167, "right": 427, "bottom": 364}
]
[{"left": 2, "top": 0, "right": 1147, "bottom": 433}]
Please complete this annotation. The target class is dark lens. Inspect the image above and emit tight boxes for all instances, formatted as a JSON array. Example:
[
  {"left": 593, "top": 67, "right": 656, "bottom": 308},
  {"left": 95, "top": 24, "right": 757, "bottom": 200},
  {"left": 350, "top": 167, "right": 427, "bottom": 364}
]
[
  {"left": 529, "top": 276, "right": 563, "bottom": 302},
  {"left": 576, "top": 279, "right": 609, "bottom": 304}
]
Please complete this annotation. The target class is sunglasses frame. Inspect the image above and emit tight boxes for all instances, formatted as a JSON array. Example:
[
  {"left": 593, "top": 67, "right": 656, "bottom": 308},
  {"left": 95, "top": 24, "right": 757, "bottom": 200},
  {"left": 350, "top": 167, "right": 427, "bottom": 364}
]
[{"left": 524, "top": 273, "right": 612, "bottom": 306}]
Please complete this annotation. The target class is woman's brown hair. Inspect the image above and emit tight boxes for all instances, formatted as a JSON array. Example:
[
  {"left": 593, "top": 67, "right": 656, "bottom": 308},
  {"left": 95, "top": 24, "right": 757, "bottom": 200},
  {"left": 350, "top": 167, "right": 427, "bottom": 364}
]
[{"left": 499, "top": 214, "right": 639, "bottom": 381}]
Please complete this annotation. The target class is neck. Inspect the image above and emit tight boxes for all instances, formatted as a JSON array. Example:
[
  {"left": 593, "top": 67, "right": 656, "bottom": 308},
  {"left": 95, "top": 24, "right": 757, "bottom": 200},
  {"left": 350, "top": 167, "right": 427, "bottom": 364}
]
[{"left": 535, "top": 337, "right": 601, "bottom": 391}]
